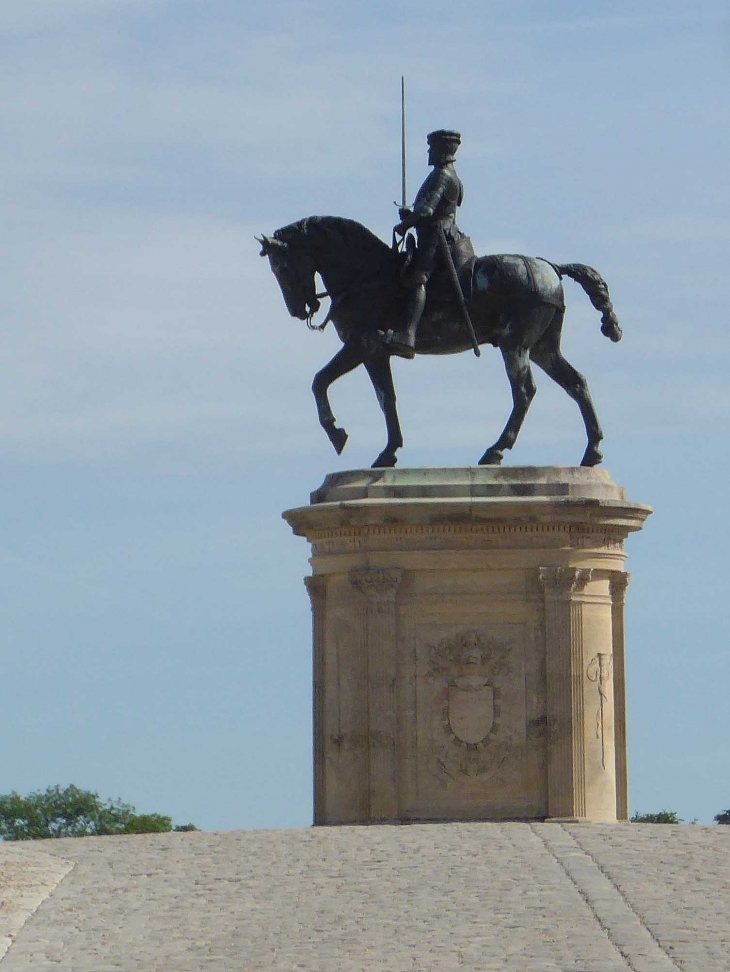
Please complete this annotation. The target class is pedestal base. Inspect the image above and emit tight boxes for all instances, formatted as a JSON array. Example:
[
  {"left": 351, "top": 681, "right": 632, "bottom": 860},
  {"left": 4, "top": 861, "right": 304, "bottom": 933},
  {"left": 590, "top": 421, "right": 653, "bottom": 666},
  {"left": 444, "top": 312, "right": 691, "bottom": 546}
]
[{"left": 284, "top": 467, "right": 651, "bottom": 825}]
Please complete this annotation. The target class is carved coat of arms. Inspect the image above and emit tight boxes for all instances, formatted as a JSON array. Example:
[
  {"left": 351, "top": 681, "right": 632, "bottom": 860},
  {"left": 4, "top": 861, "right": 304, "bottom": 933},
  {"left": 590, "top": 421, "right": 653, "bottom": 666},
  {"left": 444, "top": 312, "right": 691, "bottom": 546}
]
[
  {"left": 426, "top": 630, "right": 514, "bottom": 781},
  {"left": 448, "top": 674, "right": 494, "bottom": 744}
]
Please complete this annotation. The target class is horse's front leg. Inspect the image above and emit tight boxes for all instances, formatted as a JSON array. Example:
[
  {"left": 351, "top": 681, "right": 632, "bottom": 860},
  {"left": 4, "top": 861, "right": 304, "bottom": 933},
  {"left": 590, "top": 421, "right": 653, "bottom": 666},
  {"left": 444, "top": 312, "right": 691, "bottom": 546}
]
[
  {"left": 312, "top": 343, "right": 365, "bottom": 455},
  {"left": 364, "top": 354, "right": 404, "bottom": 468},
  {"left": 479, "top": 347, "right": 536, "bottom": 465}
]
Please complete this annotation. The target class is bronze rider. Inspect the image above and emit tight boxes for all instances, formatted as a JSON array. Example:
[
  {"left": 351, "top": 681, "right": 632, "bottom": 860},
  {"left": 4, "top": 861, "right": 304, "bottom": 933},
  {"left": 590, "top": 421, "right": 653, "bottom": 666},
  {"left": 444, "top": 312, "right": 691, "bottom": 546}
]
[{"left": 385, "top": 129, "right": 464, "bottom": 359}]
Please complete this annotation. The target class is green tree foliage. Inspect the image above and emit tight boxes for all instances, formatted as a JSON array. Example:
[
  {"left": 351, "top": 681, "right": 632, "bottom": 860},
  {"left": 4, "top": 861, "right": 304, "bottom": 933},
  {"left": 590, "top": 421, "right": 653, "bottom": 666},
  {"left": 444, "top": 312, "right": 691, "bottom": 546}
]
[
  {"left": 630, "top": 810, "right": 683, "bottom": 824},
  {"left": 714, "top": 808, "right": 730, "bottom": 825},
  {"left": 119, "top": 813, "right": 173, "bottom": 834},
  {"left": 0, "top": 785, "right": 196, "bottom": 840},
  {"left": 631, "top": 810, "right": 684, "bottom": 823}
]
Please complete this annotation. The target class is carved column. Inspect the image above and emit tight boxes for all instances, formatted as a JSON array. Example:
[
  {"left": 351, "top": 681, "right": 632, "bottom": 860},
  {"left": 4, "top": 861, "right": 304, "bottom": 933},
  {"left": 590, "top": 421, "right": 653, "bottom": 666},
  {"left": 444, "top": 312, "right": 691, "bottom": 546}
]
[
  {"left": 304, "top": 575, "right": 327, "bottom": 825},
  {"left": 539, "top": 567, "right": 593, "bottom": 820},
  {"left": 349, "top": 567, "right": 403, "bottom": 821},
  {"left": 610, "top": 571, "right": 631, "bottom": 821}
]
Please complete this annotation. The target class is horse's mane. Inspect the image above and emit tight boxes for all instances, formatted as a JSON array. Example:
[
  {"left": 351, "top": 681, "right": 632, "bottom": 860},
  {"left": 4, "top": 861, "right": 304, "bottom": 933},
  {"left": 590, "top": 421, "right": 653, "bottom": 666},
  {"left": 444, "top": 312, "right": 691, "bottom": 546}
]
[{"left": 273, "top": 216, "right": 392, "bottom": 259}]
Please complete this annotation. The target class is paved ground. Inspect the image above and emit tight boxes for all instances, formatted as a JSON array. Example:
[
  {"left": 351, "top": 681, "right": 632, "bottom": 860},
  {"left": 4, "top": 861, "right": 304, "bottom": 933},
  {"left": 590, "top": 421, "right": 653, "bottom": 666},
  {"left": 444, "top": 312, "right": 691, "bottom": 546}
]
[{"left": 0, "top": 822, "right": 728, "bottom": 971}]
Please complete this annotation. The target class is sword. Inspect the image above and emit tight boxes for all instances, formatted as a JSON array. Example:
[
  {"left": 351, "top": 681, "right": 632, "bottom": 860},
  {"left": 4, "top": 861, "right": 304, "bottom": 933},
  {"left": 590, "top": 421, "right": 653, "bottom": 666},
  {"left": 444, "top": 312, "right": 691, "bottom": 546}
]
[
  {"left": 393, "top": 78, "right": 408, "bottom": 225},
  {"left": 392, "top": 77, "right": 410, "bottom": 252},
  {"left": 438, "top": 226, "right": 480, "bottom": 357},
  {"left": 400, "top": 75, "right": 407, "bottom": 210}
]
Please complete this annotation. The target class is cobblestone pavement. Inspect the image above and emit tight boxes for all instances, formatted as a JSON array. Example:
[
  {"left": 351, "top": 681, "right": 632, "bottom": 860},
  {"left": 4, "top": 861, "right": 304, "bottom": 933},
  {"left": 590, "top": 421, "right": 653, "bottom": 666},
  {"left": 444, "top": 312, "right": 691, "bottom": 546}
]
[
  {"left": 0, "top": 844, "right": 74, "bottom": 961},
  {"left": 565, "top": 824, "right": 730, "bottom": 972},
  {"left": 0, "top": 823, "right": 727, "bottom": 971}
]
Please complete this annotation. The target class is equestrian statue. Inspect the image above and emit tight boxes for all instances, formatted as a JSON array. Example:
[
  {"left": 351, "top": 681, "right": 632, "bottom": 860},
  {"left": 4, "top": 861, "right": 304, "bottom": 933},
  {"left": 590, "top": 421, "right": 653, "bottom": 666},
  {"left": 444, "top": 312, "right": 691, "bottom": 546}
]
[{"left": 258, "top": 128, "right": 622, "bottom": 469}]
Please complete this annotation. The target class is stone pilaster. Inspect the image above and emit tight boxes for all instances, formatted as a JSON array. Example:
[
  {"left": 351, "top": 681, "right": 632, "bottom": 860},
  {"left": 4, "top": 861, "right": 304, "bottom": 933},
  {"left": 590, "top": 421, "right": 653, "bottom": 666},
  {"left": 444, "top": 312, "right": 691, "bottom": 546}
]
[
  {"left": 610, "top": 571, "right": 631, "bottom": 821},
  {"left": 539, "top": 567, "right": 593, "bottom": 820},
  {"left": 304, "top": 575, "right": 327, "bottom": 825},
  {"left": 349, "top": 567, "right": 403, "bottom": 821}
]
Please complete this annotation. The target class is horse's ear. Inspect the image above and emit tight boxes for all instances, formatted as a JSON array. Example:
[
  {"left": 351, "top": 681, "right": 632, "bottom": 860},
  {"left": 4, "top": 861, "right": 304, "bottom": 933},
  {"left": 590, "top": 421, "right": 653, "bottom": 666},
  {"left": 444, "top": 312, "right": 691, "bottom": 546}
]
[{"left": 257, "top": 234, "right": 287, "bottom": 257}]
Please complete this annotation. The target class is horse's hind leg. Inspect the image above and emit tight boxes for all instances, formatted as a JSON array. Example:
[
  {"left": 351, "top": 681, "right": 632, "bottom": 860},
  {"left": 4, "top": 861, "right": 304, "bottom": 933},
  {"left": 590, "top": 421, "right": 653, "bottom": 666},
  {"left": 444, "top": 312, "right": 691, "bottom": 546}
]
[
  {"left": 479, "top": 347, "right": 537, "bottom": 465},
  {"left": 312, "top": 343, "right": 365, "bottom": 455},
  {"left": 530, "top": 342, "right": 604, "bottom": 467},
  {"left": 364, "top": 354, "right": 404, "bottom": 468}
]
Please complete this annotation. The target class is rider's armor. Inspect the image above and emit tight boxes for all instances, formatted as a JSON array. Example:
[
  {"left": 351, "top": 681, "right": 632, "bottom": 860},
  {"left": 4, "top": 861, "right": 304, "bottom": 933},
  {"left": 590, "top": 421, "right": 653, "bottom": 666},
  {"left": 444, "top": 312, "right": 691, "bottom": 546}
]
[
  {"left": 386, "top": 130, "right": 466, "bottom": 359},
  {"left": 412, "top": 161, "right": 463, "bottom": 233}
]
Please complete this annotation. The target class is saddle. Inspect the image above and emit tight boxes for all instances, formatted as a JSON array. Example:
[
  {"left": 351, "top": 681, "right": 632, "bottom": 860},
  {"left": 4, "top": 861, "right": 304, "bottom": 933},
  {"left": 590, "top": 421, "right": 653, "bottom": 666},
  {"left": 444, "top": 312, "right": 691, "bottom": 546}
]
[{"left": 398, "top": 230, "right": 477, "bottom": 304}]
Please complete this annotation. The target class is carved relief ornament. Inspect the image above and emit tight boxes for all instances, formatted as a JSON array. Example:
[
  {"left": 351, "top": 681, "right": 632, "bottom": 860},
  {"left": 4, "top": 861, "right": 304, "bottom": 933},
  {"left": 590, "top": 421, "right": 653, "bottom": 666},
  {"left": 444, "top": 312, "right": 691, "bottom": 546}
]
[
  {"left": 609, "top": 571, "right": 631, "bottom": 599},
  {"left": 303, "top": 574, "right": 326, "bottom": 607},
  {"left": 587, "top": 653, "right": 613, "bottom": 770},
  {"left": 538, "top": 566, "right": 593, "bottom": 597},
  {"left": 310, "top": 524, "right": 625, "bottom": 556},
  {"left": 426, "top": 630, "right": 517, "bottom": 782},
  {"left": 349, "top": 567, "right": 403, "bottom": 601}
]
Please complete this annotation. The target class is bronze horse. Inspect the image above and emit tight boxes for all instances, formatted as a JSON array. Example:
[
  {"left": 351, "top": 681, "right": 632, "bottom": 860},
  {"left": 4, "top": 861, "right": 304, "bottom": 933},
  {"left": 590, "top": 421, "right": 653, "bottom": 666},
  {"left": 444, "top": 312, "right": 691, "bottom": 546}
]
[{"left": 259, "top": 216, "right": 622, "bottom": 469}]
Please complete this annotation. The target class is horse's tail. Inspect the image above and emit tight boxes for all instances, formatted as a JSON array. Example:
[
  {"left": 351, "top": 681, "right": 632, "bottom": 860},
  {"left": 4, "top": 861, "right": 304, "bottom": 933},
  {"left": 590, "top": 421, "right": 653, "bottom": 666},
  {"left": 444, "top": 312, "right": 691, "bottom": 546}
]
[{"left": 554, "top": 263, "right": 622, "bottom": 342}]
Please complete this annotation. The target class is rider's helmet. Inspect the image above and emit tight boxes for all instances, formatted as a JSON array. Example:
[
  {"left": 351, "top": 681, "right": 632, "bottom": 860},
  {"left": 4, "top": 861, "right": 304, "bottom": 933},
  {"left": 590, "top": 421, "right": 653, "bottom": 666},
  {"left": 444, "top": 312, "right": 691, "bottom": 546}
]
[{"left": 427, "top": 129, "right": 461, "bottom": 164}]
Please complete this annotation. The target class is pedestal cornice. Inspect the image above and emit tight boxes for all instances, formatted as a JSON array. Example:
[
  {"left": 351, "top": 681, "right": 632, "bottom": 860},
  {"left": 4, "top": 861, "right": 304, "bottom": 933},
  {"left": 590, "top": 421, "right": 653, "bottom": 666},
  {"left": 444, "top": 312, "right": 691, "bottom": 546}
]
[{"left": 283, "top": 467, "right": 652, "bottom": 550}]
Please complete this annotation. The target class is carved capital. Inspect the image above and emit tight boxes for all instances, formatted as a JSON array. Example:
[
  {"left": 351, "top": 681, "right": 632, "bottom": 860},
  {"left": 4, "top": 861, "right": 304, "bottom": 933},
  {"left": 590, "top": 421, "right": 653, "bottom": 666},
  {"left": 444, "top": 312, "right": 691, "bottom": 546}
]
[
  {"left": 538, "top": 567, "right": 593, "bottom": 598},
  {"left": 304, "top": 574, "right": 327, "bottom": 608},
  {"left": 609, "top": 571, "right": 631, "bottom": 601},
  {"left": 349, "top": 567, "right": 403, "bottom": 602}
]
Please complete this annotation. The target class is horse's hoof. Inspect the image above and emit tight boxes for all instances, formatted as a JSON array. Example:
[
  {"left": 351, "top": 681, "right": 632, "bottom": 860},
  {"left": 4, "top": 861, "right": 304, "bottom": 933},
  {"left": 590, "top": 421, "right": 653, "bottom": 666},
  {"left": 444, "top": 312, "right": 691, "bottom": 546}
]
[
  {"left": 328, "top": 427, "right": 348, "bottom": 455},
  {"left": 371, "top": 452, "right": 397, "bottom": 469},
  {"left": 580, "top": 445, "right": 603, "bottom": 467},
  {"left": 478, "top": 448, "right": 503, "bottom": 466}
]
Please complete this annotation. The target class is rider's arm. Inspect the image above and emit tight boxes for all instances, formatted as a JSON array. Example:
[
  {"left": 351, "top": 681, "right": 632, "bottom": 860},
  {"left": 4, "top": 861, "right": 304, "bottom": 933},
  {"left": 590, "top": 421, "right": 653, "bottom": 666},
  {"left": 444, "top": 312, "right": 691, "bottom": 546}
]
[
  {"left": 395, "top": 169, "right": 449, "bottom": 233},
  {"left": 412, "top": 168, "right": 450, "bottom": 220}
]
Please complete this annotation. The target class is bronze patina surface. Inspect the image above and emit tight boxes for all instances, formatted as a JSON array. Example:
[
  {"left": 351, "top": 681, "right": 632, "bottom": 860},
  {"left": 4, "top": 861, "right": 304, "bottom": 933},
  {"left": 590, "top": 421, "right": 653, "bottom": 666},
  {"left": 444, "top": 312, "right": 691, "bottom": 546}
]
[{"left": 260, "top": 131, "right": 622, "bottom": 470}]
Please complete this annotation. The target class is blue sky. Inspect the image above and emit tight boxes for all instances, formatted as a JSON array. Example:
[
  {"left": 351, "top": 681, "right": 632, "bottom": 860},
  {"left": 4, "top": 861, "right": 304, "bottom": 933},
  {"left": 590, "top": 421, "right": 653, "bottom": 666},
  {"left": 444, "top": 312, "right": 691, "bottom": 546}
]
[{"left": 1, "top": 0, "right": 728, "bottom": 829}]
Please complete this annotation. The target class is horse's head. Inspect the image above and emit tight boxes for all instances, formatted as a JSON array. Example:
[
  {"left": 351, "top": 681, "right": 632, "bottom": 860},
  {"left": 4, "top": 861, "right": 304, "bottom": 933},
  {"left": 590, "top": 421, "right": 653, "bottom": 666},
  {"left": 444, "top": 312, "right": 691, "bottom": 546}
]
[{"left": 258, "top": 224, "right": 320, "bottom": 322}]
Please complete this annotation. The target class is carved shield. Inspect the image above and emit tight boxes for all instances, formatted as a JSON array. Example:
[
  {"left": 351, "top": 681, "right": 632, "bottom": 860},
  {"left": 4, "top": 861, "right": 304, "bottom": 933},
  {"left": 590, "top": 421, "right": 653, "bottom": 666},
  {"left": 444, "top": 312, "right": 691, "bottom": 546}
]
[{"left": 447, "top": 676, "right": 494, "bottom": 744}]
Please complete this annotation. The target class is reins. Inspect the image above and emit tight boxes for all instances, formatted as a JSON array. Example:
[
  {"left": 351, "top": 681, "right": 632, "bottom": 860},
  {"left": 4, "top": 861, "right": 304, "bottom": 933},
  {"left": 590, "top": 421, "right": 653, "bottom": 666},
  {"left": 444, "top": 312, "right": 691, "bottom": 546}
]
[
  {"left": 298, "top": 217, "right": 399, "bottom": 332},
  {"left": 306, "top": 288, "right": 335, "bottom": 331},
  {"left": 305, "top": 268, "right": 389, "bottom": 332}
]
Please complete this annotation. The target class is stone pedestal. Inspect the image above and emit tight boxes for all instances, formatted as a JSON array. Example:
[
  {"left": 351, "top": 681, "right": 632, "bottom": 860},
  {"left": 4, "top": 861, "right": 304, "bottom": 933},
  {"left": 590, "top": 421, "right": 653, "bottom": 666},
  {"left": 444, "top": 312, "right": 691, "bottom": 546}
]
[{"left": 283, "top": 467, "right": 651, "bottom": 825}]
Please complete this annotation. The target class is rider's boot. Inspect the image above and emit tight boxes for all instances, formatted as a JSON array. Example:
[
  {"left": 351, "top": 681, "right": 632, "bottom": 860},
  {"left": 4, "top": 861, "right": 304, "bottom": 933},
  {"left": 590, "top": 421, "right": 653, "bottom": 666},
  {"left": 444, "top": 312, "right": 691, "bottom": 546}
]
[{"left": 385, "top": 285, "right": 426, "bottom": 360}]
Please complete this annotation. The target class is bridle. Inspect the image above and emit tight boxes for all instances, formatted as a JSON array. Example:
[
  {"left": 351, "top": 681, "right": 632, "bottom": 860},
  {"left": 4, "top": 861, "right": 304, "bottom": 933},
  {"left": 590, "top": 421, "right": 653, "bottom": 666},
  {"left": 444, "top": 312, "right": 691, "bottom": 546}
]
[
  {"left": 306, "top": 288, "right": 333, "bottom": 330},
  {"left": 303, "top": 233, "right": 403, "bottom": 331},
  {"left": 260, "top": 222, "right": 394, "bottom": 332}
]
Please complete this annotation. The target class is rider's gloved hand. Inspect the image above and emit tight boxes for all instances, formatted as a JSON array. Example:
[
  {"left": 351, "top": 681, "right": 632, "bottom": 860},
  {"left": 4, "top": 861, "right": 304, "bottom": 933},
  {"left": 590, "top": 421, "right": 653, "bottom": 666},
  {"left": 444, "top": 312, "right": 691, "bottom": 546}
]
[{"left": 395, "top": 209, "right": 417, "bottom": 235}]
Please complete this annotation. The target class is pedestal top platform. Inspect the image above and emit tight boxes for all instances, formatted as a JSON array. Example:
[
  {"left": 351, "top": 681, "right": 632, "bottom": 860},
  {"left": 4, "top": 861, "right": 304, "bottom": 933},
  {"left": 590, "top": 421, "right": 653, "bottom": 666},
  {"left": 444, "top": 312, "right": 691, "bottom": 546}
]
[
  {"left": 311, "top": 466, "right": 630, "bottom": 504},
  {"left": 284, "top": 467, "right": 652, "bottom": 539}
]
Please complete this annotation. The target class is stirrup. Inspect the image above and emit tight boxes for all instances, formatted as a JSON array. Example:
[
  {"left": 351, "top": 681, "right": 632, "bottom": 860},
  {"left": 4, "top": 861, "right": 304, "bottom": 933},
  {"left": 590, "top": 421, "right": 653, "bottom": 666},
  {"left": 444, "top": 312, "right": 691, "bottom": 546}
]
[{"left": 384, "top": 330, "right": 416, "bottom": 360}]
